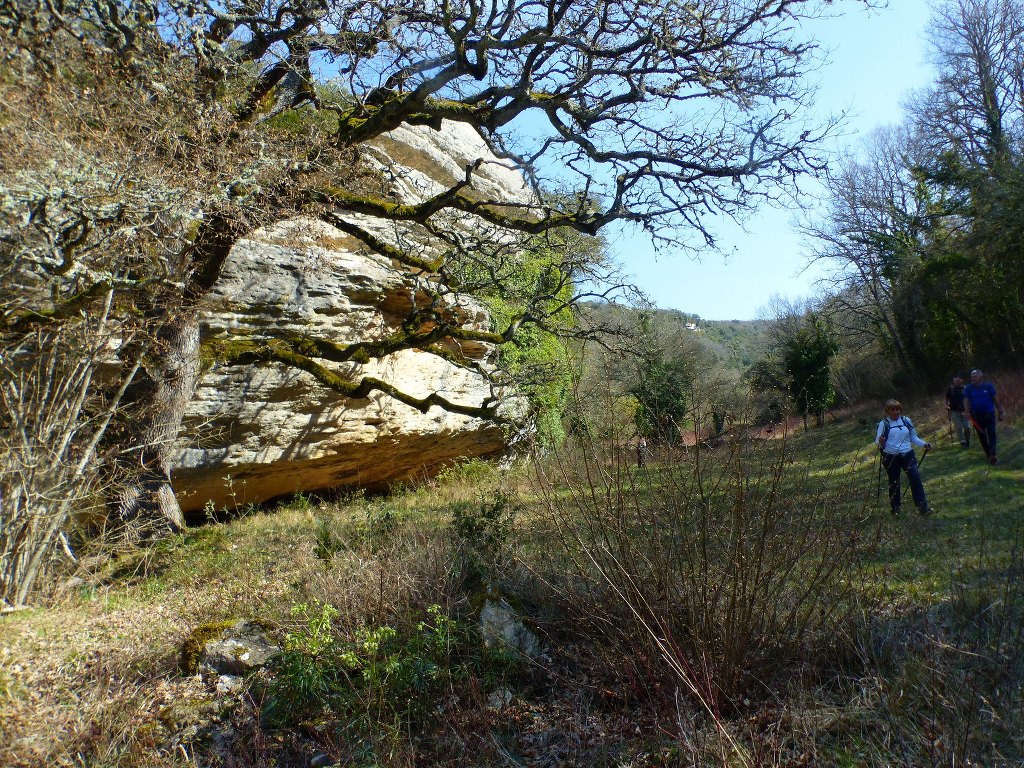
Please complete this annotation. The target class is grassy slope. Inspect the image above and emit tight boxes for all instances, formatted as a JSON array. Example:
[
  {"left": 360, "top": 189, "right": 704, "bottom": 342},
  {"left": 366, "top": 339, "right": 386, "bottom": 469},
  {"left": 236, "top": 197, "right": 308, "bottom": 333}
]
[
  {"left": 1, "top": 399, "right": 1023, "bottom": 767},
  {"left": 808, "top": 401, "right": 1024, "bottom": 599}
]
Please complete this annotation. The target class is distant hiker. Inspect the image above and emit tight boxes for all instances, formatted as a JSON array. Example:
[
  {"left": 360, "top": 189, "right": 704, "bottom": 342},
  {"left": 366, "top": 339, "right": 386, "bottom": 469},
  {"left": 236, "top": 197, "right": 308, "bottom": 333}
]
[
  {"left": 712, "top": 411, "right": 726, "bottom": 437},
  {"left": 945, "top": 374, "right": 970, "bottom": 448},
  {"left": 964, "top": 368, "right": 1005, "bottom": 465},
  {"left": 876, "top": 399, "right": 934, "bottom": 516},
  {"left": 636, "top": 437, "right": 648, "bottom": 468}
]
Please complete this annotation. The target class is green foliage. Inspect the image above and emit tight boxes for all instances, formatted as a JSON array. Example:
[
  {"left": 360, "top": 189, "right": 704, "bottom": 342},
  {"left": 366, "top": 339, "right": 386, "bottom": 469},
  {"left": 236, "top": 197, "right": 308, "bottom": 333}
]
[
  {"left": 449, "top": 493, "right": 516, "bottom": 561},
  {"left": 807, "top": 5, "right": 1024, "bottom": 384},
  {"left": 311, "top": 498, "right": 404, "bottom": 556},
  {"left": 356, "top": 501, "right": 400, "bottom": 549},
  {"left": 627, "top": 309, "right": 737, "bottom": 440},
  {"left": 447, "top": 493, "right": 517, "bottom": 602},
  {"left": 313, "top": 516, "right": 345, "bottom": 561},
  {"left": 783, "top": 314, "right": 839, "bottom": 425},
  {"left": 572, "top": 303, "right": 756, "bottom": 441},
  {"left": 745, "top": 355, "right": 789, "bottom": 422},
  {"left": 263, "top": 603, "right": 342, "bottom": 725},
  {"left": 497, "top": 317, "right": 573, "bottom": 444},
  {"left": 912, "top": 156, "right": 1024, "bottom": 374},
  {"left": 435, "top": 457, "right": 499, "bottom": 487},
  {"left": 263, "top": 601, "right": 518, "bottom": 745},
  {"left": 456, "top": 226, "right": 599, "bottom": 445},
  {"left": 632, "top": 354, "right": 695, "bottom": 439},
  {"left": 701, "top": 319, "right": 769, "bottom": 368}
]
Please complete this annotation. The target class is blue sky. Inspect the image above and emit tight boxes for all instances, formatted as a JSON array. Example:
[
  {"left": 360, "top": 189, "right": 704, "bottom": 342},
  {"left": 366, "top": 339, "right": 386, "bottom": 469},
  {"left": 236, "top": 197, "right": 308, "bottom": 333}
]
[{"left": 611, "top": 0, "right": 935, "bottom": 321}]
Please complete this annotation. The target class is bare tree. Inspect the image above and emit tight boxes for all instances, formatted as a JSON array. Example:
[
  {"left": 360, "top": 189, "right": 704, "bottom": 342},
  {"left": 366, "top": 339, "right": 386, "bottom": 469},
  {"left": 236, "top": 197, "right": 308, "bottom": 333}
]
[
  {"left": 908, "top": 0, "right": 1024, "bottom": 362},
  {"left": 913, "top": 0, "right": 1024, "bottom": 167},
  {"left": 803, "top": 0, "right": 1024, "bottom": 384},
  {"left": 1, "top": 304, "right": 141, "bottom": 607},
  {"left": 801, "top": 126, "right": 946, "bottom": 375},
  {"left": 1, "top": 0, "right": 870, "bottom": 539}
]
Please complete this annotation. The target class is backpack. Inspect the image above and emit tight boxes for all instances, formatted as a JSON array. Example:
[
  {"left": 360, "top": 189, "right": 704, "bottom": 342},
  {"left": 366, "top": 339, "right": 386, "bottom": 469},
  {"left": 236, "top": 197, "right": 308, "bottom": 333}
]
[{"left": 880, "top": 416, "right": 911, "bottom": 452}]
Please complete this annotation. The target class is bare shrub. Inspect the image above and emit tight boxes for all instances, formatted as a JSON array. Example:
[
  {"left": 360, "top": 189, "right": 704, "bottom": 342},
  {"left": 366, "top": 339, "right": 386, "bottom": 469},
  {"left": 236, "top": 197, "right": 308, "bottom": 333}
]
[
  {"left": 993, "top": 370, "right": 1024, "bottom": 414},
  {"left": 0, "top": 304, "right": 139, "bottom": 607},
  {"left": 533, "top": 415, "right": 868, "bottom": 717}
]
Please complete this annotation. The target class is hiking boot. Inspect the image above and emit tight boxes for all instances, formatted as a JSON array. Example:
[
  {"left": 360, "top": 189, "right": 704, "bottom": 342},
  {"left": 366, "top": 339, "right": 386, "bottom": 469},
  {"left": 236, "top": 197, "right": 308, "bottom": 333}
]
[
  {"left": 891, "top": 506, "right": 902, "bottom": 516},
  {"left": 989, "top": 456, "right": 998, "bottom": 465},
  {"left": 918, "top": 503, "right": 933, "bottom": 516},
  {"left": 960, "top": 441, "right": 969, "bottom": 449}
]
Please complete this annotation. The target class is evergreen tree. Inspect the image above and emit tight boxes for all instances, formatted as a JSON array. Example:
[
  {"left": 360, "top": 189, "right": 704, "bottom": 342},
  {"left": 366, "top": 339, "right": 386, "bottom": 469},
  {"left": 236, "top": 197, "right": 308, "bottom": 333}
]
[{"left": 783, "top": 316, "right": 839, "bottom": 428}]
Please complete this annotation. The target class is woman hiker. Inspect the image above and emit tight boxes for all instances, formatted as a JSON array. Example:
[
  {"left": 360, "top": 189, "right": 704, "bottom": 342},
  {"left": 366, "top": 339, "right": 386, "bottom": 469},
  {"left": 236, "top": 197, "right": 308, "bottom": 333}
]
[{"left": 877, "top": 399, "right": 934, "bottom": 516}]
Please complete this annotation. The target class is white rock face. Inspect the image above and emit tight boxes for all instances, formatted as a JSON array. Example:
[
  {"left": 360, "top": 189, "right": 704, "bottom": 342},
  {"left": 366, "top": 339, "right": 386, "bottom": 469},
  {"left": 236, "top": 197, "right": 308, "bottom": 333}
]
[
  {"left": 170, "top": 122, "right": 530, "bottom": 513},
  {"left": 367, "top": 120, "right": 532, "bottom": 204}
]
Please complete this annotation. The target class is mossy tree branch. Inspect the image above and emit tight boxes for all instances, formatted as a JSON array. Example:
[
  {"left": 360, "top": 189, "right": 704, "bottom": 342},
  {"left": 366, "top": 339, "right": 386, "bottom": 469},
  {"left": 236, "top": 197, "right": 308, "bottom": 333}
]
[
  {"left": 38, "top": 0, "right": 847, "bottom": 251},
  {"left": 216, "top": 339, "right": 502, "bottom": 419},
  {"left": 4, "top": 281, "right": 113, "bottom": 334},
  {"left": 99, "top": 0, "right": 845, "bottom": 250},
  {"left": 308, "top": 181, "right": 610, "bottom": 237}
]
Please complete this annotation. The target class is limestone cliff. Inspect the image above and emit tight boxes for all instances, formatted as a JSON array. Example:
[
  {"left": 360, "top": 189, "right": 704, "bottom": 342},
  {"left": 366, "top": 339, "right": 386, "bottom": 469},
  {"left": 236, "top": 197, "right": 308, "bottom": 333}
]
[{"left": 170, "top": 122, "right": 529, "bottom": 513}]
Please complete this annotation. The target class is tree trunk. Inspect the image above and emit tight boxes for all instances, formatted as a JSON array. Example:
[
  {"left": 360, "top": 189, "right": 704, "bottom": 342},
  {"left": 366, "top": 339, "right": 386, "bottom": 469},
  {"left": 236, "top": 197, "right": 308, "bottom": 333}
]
[{"left": 116, "top": 314, "right": 200, "bottom": 537}]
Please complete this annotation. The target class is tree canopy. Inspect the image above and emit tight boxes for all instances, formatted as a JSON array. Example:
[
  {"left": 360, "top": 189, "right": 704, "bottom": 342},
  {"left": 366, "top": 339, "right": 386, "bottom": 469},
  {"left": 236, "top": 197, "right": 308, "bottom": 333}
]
[{"left": 805, "top": 0, "right": 1024, "bottom": 386}]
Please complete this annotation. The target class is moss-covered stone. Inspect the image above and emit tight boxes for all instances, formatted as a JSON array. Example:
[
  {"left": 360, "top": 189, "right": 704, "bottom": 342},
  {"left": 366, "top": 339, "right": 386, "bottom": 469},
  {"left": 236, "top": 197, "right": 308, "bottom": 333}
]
[{"left": 179, "top": 619, "right": 238, "bottom": 675}]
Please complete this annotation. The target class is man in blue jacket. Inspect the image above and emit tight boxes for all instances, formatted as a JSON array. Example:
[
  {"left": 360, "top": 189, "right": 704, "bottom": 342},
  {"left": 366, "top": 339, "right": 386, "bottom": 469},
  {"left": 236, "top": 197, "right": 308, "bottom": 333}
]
[{"left": 964, "top": 369, "right": 1005, "bottom": 465}]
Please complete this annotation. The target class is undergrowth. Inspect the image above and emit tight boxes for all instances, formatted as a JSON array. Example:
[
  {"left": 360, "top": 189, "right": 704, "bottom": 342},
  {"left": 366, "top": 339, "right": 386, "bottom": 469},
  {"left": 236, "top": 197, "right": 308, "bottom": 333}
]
[{"left": 2, "top": 397, "right": 1023, "bottom": 767}]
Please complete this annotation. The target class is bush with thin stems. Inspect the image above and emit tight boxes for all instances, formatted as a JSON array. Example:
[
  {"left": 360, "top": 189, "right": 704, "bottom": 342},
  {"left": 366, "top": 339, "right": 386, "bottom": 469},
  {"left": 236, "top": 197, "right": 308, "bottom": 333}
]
[
  {"left": 1, "top": 297, "right": 140, "bottom": 607},
  {"left": 532, "top": 395, "right": 869, "bottom": 725}
]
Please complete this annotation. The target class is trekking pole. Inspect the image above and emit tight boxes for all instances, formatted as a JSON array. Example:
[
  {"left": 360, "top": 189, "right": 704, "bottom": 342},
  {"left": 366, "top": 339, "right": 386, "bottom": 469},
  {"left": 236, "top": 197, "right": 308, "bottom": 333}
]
[
  {"left": 967, "top": 412, "right": 989, "bottom": 455},
  {"left": 919, "top": 444, "right": 931, "bottom": 468},
  {"left": 876, "top": 424, "right": 889, "bottom": 503}
]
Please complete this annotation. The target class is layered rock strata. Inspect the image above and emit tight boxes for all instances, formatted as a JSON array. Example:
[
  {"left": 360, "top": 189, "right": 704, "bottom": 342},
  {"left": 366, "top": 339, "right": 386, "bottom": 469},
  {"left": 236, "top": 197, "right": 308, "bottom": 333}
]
[{"left": 170, "top": 122, "right": 528, "bottom": 513}]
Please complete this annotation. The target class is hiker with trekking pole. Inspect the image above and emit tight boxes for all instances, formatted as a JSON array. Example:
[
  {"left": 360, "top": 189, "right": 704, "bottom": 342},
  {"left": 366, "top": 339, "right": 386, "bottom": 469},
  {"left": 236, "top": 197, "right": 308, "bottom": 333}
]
[
  {"left": 636, "top": 436, "right": 650, "bottom": 468},
  {"left": 964, "top": 368, "right": 1005, "bottom": 465},
  {"left": 945, "top": 374, "right": 971, "bottom": 449},
  {"left": 876, "top": 399, "right": 935, "bottom": 516}
]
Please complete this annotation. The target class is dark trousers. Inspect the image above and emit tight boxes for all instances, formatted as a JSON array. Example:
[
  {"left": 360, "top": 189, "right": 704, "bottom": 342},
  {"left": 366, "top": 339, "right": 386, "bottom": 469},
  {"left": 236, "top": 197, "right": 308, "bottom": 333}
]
[
  {"left": 971, "top": 411, "right": 998, "bottom": 458},
  {"left": 882, "top": 450, "right": 927, "bottom": 512}
]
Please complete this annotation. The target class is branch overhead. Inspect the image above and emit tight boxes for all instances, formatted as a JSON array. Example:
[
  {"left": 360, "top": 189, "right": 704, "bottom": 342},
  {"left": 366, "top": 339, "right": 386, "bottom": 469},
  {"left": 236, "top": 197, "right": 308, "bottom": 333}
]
[
  {"left": 1, "top": 0, "right": 867, "bottom": 489},
  {"left": 45, "top": 0, "right": 855, "bottom": 247}
]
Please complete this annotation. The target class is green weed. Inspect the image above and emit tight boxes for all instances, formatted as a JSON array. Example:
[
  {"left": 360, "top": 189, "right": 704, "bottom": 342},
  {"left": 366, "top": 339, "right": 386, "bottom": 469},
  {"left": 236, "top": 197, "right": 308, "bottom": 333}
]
[
  {"left": 449, "top": 492, "right": 516, "bottom": 558},
  {"left": 436, "top": 457, "right": 499, "bottom": 487},
  {"left": 262, "top": 601, "right": 517, "bottom": 758},
  {"left": 313, "top": 516, "right": 345, "bottom": 561}
]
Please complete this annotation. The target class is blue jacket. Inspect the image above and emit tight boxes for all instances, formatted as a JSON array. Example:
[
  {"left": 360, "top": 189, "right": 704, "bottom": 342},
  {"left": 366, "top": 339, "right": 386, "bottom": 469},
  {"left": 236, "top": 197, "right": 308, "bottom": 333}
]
[{"left": 965, "top": 382, "right": 997, "bottom": 414}]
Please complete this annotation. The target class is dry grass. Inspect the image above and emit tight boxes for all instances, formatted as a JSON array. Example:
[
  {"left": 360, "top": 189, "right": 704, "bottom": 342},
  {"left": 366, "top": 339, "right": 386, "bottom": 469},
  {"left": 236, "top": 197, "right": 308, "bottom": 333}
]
[
  {"left": 3, "top": 403, "right": 1023, "bottom": 767},
  {"left": 1, "top": 602, "right": 197, "bottom": 767},
  {"left": 0, "top": 492, "right": 481, "bottom": 768}
]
